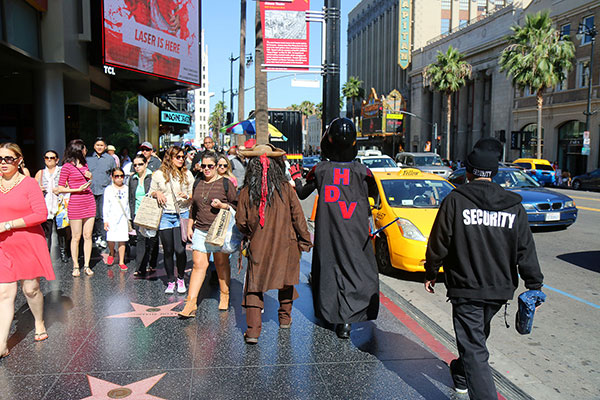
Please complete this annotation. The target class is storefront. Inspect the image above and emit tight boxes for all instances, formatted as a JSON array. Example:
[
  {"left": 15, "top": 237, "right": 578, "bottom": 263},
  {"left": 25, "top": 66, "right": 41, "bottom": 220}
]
[
  {"left": 159, "top": 110, "right": 192, "bottom": 149},
  {"left": 557, "top": 120, "right": 587, "bottom": 177}
]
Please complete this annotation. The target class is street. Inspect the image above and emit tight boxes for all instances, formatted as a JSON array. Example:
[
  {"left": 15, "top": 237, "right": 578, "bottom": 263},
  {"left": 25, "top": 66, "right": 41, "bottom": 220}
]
[{"left": 377, "top": 188, "right": 600, "bottom": 399}]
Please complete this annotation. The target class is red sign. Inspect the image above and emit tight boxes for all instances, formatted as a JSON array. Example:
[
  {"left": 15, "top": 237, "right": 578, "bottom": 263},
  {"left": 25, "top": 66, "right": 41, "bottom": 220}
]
[{"left": 260, "top": 0, "right": 310, "bottom": 71}]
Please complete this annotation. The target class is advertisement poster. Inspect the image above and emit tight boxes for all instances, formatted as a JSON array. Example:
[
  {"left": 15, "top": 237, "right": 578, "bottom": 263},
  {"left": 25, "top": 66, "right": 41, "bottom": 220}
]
[
  {"left": 103, "top": 0, "right": 200, "bottom": 85},
  {"left": 260, "top": 0, "right": 310, "bottom": 71}
]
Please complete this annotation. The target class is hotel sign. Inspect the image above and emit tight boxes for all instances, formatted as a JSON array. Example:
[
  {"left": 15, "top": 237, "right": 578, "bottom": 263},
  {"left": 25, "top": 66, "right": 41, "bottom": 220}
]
[{"left": 398, "top": 0, "right": 411, "bottom": 69}]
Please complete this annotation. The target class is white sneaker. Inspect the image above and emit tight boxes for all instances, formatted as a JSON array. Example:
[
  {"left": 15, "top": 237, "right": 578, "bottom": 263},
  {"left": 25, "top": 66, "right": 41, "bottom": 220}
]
[
  {"left": 165, "top": 282, "right": 176, "bottom": 294},
  {"left": 177, "top": 278, "right": 186, "bottom": 294}
]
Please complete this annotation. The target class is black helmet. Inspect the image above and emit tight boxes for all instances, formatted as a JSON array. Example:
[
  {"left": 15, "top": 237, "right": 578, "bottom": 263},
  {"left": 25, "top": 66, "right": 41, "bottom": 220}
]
[{"left": 320, "top": 118, "right": 357, "bottom": 162}]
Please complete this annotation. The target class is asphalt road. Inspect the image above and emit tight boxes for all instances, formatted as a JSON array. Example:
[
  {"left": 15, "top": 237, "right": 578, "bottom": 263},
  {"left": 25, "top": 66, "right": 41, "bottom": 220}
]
[{"left": 298, "top": 186, "right": 600, "bottom": 400}]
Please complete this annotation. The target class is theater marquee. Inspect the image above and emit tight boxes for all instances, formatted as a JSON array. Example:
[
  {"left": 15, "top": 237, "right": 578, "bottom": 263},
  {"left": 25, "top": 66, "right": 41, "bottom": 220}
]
[{"left": 398, "top": 0, "right": 411, "bottom": 69}]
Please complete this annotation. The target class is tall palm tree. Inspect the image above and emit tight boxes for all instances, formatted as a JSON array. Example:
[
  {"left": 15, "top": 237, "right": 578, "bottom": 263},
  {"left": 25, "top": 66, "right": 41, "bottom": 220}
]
[
  {"left": 342, "top": 76, "right": 365, "bottom": 124},
  {"left": 499, "top": 11, "right": 575, "bottom": 159},
  {"left": 255, "top": 3, "right": 268, "bottom": 144},
  {"left": 423, "top": 46, "right": 472, "bottom": 159},
  {"left": 209, "top": 101, "right": 227, "bottom": 135}
]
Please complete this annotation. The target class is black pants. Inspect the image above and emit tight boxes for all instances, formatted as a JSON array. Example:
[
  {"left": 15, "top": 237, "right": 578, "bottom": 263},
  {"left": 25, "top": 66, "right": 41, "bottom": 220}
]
[
  {"left": 451, "top": 298, "right": 504, "bottom": 400},
  {"left": 93, "top": 194, "right": 105, "bottom": 241},
  {"left": 159, "top": 227, "right": 186, "bottom": 281},
  {"left": 42, "top": 219, "right": 69, "bottom": 254},
  {"left": 134, "top": 225, "right": 158, "bottom": 273}
]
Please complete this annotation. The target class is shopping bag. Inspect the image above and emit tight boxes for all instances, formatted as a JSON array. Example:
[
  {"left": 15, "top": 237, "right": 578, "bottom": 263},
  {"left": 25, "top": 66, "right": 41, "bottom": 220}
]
[
  {"left": 55, "top": 195, "right": 70, "bottom": 229},
  {"left": 133, "top": 196, "right": 163, "bottom": 230},
  {"left": 221, "top": 208, "right": 243, "bottom": 254},
  {"left": 205, "top": 208, "right": 231, "bottom": 247}
]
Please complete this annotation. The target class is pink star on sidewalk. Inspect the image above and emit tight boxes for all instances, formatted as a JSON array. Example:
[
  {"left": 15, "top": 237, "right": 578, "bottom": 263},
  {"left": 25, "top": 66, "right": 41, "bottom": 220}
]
[
  {"left": 106, "top": 302, "right": 182, "bottom": 327},
  {"left": 81, "top": 373, "right": 166, "bottom": 399}
]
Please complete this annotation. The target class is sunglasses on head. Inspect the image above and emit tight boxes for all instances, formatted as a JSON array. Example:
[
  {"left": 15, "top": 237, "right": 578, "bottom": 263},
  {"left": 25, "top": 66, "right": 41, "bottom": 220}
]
[
  {"left": 0, "top": 156, "right": 18, "bottom": 164},
  {"left": 44, "top": 156, "right": 57, "bottom": 160},
  {"left": 201, "top": 164, "right": 216, "bottom": 169}
]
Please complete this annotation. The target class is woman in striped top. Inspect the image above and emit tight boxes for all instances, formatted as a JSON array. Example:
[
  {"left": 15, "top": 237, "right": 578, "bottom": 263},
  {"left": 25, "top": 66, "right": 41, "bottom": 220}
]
[{"left": 58, "top": 139, "right": 96, "bottom": 277}]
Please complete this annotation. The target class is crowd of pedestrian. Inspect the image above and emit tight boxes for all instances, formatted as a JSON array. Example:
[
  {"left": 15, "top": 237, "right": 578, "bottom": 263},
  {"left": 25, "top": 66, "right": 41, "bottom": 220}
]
[{"left": 0, "top": 125, "right": 546, "bottom": 399}]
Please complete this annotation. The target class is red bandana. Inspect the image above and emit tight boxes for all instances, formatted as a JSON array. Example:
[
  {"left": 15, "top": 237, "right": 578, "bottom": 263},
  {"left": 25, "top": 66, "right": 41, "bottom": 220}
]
[{"left": 259, "top": 154, "right": 270, "bottom": 227}]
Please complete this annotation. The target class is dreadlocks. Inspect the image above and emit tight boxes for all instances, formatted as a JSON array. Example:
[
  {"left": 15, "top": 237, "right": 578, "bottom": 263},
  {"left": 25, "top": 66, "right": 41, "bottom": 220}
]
[{"left": 243, "top": 156, "right": 287, "bottom": 208}]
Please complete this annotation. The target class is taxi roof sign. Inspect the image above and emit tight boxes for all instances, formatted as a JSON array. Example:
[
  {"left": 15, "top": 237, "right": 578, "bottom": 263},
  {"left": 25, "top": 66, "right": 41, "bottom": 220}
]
[{"left": 398, "top": 168, "right": 423, "bottom": 176}]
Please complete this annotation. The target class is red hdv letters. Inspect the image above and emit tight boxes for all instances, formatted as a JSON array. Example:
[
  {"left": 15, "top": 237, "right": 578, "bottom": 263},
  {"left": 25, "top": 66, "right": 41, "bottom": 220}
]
[{"left": 324, "top": 168, "right": 357, "bottom": 219}]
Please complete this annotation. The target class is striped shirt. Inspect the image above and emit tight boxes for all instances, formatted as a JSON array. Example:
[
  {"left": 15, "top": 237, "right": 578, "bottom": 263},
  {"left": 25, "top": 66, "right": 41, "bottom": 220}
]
[{"left": 58, "top": 163, "right": 95, "bottom": 219}]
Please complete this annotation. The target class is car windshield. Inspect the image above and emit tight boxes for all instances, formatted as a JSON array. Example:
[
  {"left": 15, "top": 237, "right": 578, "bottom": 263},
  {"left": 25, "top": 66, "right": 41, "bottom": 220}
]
[
  {"left": 535, "top": 164, "right": 554, "bottom": 171},
  {"left": 493, "top": 170, "right": 541, "bottom": 188},
  {"left": 303, "top": 157, "right": 319, "bottom": 165},
  {"left": 414, "top": 155, "right": 443, "bottom": 166},
  {"left": 362, "top": 157, "right": 397, "bottom": 168},
  {"left": 380, "top": 179, "right": 454, "bottom": 208}
]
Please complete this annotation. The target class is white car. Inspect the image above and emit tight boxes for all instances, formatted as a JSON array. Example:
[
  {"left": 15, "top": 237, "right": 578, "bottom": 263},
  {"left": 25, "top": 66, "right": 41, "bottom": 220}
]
[{"left": 355, "top": 155, "right": 400, "bottom": 171}]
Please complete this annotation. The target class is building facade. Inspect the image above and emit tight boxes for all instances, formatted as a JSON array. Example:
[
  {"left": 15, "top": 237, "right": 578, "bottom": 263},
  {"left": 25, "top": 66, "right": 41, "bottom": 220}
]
[{"left": 193, "top": 30, "right": 211, "bottom": 146}]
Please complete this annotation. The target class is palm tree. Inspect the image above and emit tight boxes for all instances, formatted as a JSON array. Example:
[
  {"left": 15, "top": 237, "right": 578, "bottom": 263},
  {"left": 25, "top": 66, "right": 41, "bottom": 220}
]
[
  {"left": 499, "top": 11, "right": 575, "bottom": 159},
  {"left": 423, "top": 46, "right": 472, "bottom": 159},
  {"left": 342, "top": 76, "right": 365, "bottom": 124},
  {"left": 254, "top": 3, "right": 268, "bottom": 144},
  {"left": 209, "top": 101, "right": 227, "bottom": 135}
]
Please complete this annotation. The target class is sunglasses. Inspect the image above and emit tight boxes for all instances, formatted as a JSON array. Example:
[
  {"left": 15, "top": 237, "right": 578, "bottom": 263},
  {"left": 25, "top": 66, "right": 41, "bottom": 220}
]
[
  {"left": 200, "top": 164, "right": 216, "bottom": 169},
  {"left": 0, "top": 156, "right": 18, "bottom": 164},
  {"left": 141, "top": 148, "right": 152, "bottom": 151},
  {"left": 175, "top": 155, "right": 185, "bottom": 160},
  {"left": 44, "top": 156, "right": 57, "bottom": 160},
  {"left": 113, "top": 174, "right": 124, "bottom": 178},
  {"left": 217, "top": 164, "right": 227, "bottom": 168},
  {"left": 133, "top": 163, "right": 145, "bottom": 167}
]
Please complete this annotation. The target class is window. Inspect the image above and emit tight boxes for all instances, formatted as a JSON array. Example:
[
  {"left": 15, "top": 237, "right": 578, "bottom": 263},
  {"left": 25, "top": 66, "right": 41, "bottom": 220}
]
[
  {"left": 441, "top": 18, "right": 450, "bottom": 34},
  {"left": 577, "top": 60, "right": 590, "bottom": 88},
  {"left": 459, "top": 20, "right": 468, "bottom": 28},
  {"left": 556, "top": 77, "right": 568, "bottom": 91},
  {"left": 581, "top": 16, "right": 594, "bottom": 45},
  {"left": 560, "top": 23, "right": 571, "bottom": 38},
  {"left": 524, "top": 86, "right": 534, "bottom": 97},
  {"left": 477, "top": 0, "right": 486, "bottom": 6},
  {"left": 460, "top": 0, "right": 469, "bottom": 11},
  {"left": 441, "top": 0, "right": 451, "bottom": 10}
]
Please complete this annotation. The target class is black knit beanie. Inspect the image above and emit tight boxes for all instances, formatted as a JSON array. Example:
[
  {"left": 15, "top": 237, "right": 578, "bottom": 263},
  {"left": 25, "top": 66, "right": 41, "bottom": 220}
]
[{"left": 465, "top": 138, "right": 503, "bottom": 178}]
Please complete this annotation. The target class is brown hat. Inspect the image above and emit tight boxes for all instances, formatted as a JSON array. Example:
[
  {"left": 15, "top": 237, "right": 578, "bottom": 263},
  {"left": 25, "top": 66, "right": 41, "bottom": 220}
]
[{"left": 239, "top": 143, "right": 285, "bottom": 158}]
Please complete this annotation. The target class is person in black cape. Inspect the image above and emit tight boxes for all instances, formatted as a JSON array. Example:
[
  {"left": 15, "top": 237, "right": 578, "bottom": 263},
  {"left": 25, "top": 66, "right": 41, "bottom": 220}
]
[{"left": 290, "top": 117, "right": 379, "bottom": 339}]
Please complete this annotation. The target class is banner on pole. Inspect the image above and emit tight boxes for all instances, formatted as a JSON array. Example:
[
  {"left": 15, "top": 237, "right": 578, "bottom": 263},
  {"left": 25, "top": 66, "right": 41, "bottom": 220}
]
[
  {"left": 260, "top": 0, "right": 310, "bottom": 71},
  {"left": 398, "top": 0, "right": 411, "bottom": 69}
]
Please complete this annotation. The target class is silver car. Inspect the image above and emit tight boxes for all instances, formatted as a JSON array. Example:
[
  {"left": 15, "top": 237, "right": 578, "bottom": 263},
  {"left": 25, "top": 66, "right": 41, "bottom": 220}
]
[{"left": 395, "top": 152, "right": 453, "bottom": 179}]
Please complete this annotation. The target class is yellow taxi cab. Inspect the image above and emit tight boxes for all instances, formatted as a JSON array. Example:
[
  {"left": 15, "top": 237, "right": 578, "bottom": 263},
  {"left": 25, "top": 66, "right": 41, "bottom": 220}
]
[
  {"left": 512, "top": 158, "right": 557, "bottom": 186},
  {"left": 370, "top": 168, "right": 455, "bottom": 273}
]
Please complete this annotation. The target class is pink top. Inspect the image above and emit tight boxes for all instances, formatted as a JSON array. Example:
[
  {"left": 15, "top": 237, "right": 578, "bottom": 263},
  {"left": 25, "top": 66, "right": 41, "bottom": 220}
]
[
  {"left": 0, "top": 177, "right": 55, "bottom": 282},
  {"left": 58, "top": 163, "right": 96, "bottom": 219}
]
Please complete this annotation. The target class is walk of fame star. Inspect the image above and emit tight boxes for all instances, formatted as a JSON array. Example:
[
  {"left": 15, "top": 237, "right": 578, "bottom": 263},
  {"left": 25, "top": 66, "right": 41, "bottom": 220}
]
[
  {"left": 81, "top": 373, "right": 166, "bottom": 399},
  {"left": 106, "top": 302, "right": 182, "bottom": 327}
]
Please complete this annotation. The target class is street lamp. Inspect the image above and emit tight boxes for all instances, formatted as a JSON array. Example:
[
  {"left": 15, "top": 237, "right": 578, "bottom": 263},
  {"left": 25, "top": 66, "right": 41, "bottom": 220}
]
[
  {"left": 576, "top": 21, "right": 598, "bottom": 135},
  {"left": 399, "top": 111, "right": 438, "bottom": 155},
  {"left": 228, "top": 53, "right": 253, "bottom": 123}
]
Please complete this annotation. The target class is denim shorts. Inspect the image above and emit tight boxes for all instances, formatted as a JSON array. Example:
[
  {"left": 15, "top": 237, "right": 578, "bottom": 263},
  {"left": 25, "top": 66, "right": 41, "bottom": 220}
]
[
  {"left": 191, "top": 229, "right": 223, "bottom": 254},
  {"left": 159, "top": 210, "right": 189, "bottom": 231}
]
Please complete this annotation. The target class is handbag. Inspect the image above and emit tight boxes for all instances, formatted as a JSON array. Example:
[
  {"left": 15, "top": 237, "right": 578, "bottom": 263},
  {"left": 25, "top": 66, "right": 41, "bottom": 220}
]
[
  {"left": 220, "top": 207, "right": 243, "bottom": 254},
  {"left": 167, "top": 178, "right": 190, "bottom": 243},
  {"left": 205, "top": 208, "right": 231, "bottom": 247},
  {"left": 55, "top": 195, "right": 70, "bottom": 229},
  {"left": 133, "top": 195, "right": 163, "bottom": 230}
]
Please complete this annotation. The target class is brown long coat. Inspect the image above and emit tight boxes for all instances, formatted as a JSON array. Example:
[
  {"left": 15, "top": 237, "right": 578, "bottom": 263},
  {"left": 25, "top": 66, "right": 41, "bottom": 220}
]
[{"left": 236, "top": 182, "right": 312, "bottom": 303}]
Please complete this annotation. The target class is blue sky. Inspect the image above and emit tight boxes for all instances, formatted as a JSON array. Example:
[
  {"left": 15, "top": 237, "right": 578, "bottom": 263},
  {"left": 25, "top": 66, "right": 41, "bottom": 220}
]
[{"left": 202, "top": 0, "right": 361, "bottom": 118}]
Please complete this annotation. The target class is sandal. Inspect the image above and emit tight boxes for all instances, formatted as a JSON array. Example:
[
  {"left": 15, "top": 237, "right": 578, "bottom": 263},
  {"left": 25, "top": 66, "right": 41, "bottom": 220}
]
[
  {"left": 84, "top": 267, "right": 94, "bottom": 276},
  {"left": 34, "top": 332, "right": 48, "bottom": 342},
  {"left": 133, "top": 271, "right": 146, "bottom": 277},
  {"left": 72, "top": 268, "right": 80, "bottom": 277},
  {"left": 0, "top": 349, "right": 9, "bottom": 360}
]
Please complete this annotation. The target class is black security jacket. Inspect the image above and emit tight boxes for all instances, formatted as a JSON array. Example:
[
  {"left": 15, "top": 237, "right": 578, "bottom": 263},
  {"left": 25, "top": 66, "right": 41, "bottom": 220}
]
[{"left": 425, "top": 180, "right": 543, "bottom": 300}]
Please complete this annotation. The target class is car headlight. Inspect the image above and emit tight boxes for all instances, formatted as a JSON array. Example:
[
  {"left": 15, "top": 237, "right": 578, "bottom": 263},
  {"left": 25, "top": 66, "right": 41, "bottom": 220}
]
[
  {"left": 564, "top": 200, "right": 574, "bottom": 208},
  {"left": 522, "top": 203, "right": 535, "bottom": 210},
  {"left": 396, "top": 218, "right": 427, "bottom": 242}
]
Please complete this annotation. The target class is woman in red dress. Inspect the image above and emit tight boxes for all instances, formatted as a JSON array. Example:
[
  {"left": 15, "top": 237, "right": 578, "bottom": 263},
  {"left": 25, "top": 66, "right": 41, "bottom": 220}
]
[
  {"left": 58, "top": 139, "right": 96, "bottom": 277},
  {"left": 0, "top": 143, "right": 55, "bottom": 359}
]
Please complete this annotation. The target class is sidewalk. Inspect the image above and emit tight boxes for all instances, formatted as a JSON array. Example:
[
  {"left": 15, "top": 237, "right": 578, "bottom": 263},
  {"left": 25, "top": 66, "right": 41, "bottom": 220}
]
[{"left": 0, "top": 246, "right": 469, "bottom": 400}]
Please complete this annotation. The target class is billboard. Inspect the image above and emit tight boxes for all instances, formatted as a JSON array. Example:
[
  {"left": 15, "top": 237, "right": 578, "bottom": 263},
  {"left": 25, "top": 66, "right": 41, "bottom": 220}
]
[
  {"left": 260, "top": 0, "right": 310, "bottom": 71},
  {"left": 103, "top": 0, "right": 200, "bottom": 85}
]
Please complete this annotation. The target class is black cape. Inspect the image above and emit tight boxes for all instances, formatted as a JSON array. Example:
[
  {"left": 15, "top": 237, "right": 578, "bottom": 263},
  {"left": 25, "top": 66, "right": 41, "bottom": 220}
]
[{"left": 308, "top": 161, "right": 379, "bottom": 324}]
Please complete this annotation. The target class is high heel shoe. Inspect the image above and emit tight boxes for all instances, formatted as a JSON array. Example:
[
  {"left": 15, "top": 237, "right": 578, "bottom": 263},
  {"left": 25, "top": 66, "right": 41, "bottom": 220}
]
[
  {"left": 218, "top": 291, "right": 229, "bottom": 311},
  {"left": 178, "top": 297, "right": 198, "bottom": 319}
]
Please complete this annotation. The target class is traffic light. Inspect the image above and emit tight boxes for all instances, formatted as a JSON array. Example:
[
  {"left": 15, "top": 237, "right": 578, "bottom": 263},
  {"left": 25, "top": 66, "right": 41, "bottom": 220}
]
[{"left": 226, "top": 112, "right": 233, "bottom": 125}]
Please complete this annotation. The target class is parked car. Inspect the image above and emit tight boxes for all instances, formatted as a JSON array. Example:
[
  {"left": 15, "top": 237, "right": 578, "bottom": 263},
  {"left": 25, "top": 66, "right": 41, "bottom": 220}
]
[
  {"left": 571, "top": 168, "right": 600, "bottom": 191},
  {"left": 355, "top": 155, "right": 399, "bottom": 171},
  {"left": 301, "top": 156, "right": 321, "bottom": 176},
  {"left": 395, "top": 152, "right": 453, "bottom": 179},
  {"left": 370, "top": 168, "right": 455, "bottom": 273},
  {"left": 448, "top": 167, "right": 577, "bottom": 228},
  {"left": 512, "top": 158, "right": 558, "bottom": 186}
]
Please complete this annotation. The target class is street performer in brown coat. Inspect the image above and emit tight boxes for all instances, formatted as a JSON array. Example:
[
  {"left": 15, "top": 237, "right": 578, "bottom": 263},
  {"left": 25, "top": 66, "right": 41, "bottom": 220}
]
[{"left": 236, "top": 144, "right": 313, "bottom": 344}]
